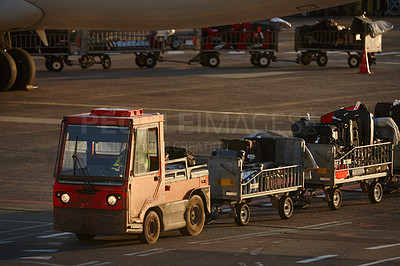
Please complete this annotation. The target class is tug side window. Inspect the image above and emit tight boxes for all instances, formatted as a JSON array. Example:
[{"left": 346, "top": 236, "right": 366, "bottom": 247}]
[{"left": 134, "top": 127, "right": 159, "bottom": 175}]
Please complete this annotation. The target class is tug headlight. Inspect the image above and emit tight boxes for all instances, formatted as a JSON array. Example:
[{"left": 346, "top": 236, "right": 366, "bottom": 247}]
[
  {"left": 107, "top": 194, "right": 122, "bottom": 206},
  {"left": 60, "top": 193, "right": 70, "bottom": 204}
]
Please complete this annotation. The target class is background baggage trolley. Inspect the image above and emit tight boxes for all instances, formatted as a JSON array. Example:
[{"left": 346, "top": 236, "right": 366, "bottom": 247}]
[
  {"left": 190, "top": 23, "right": 280, "bottom": 68},
  {"left": 208, "top": 135, "right": 306, "bottom": 225},
  {"left": 294, "top": 16, "right": 391, "bottom": 68}
]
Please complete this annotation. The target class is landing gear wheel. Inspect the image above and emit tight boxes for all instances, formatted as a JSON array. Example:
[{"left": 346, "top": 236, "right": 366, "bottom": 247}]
[
  {"left": 206, "top": 54, "right": 220, "bottom": 68},
  {"left": 300, "top": 52, "right": 312, "bottom": 65},
  {"left": 348, "top": 55, "right": 361, "bottom": 68},
  {"left": 45, "top": 56, "right": 64, "bottom": 72},
  {"left": 76, "top": 234, "right": 96, "bottom": 241},
  {"left": 234, "top": 203, "right": 250, "bottom": 226},
  {"left": 368, "top": 182, "right": 383, "bottom": 204},
  {"left": 101, "top": 55, "right": 111, "bottom": 69},
  {"left": 278, "top": 196, "right": 294, "bottom": 219},
  {"left": 328, "top": 188, "right": 342, "bottom": 211},
  {"left": 257, "top": 55, "right": 271, "bottom": 68},
  {"left": 8, "top": 48, "right": 36, "bottom": 90},
  {"left": 0, "top": 50, "right": 17, "bottom": 92},
  {"left": 179, "top": 195, "right": 205, "bottom": 236},
  {"left": 144, "top": 54, "right": 157, "bottom": 68},
  {"left": 139, "top": 210, "right": 160, "bottom": 244},
  {"left": 316, "top": 53, "right": 328, "bottom": 66}
]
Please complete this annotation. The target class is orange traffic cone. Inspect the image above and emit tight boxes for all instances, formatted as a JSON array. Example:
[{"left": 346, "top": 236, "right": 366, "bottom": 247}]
[{"left": 359, "top": 47, "right": 371, "bottom": 74}]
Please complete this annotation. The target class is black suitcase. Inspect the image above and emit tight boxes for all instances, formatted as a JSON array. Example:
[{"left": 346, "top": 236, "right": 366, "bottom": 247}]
[{"left": 333, "top": 109, "right": 374, "bottom": 145}]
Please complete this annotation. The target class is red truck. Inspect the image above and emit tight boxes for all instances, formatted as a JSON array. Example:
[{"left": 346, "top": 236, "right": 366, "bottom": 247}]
[{"left": 53, "top": 108, "right": 210, "bottom": 244}]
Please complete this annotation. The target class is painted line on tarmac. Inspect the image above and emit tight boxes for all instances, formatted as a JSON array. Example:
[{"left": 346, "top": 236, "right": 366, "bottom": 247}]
[
  {"left": 358, "top": 256, "right": 400, "bottom": 266},
  {"left": 188, "top": 230, "right": 285, "bottom": 245},
  {"left": 0, "top": 100, "right": 309, "bottom": 118},
  {"left": 365, "top": 242, "right": 400, "bottom": 250},
  {"left": 197, "top": 71, "right": 291, "bottom": 79},
  {"left": 296, "top": 254, "right": 338, "bottom": 264},
  {"left": 0, "top": 198, "right": 52, "bottom": 205},
  {"left": 0, "top": 223, "right": 52, "bottom": 234},
  {"left": 124, "top": 248, "right": 163, "bottom": 256},
  {"left": 37, "top": 232, "right": 73, "bottom": 239},
  {"left": 137, "top": 248, "right": 176, "bottom": 257},
  {"left": 23, "top": 249, "right": 58, "bottom": 253},
  {"left": 0, "top": 116, "right": 60, "bottom": 125}
]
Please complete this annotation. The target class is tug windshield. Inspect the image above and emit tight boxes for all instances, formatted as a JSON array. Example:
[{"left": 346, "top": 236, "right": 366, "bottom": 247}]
[{"left": 58, "top": 124, "right": 130, "bottom": 179}]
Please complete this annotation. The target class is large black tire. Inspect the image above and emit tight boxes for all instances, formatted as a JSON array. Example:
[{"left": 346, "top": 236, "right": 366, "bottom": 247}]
[
  {"left": 101, "top": 55, "right": 111, "bottom": 69},
  {"left": 7, "top": 48, "right": 36, "bottom": 90},
  {"left": 316, "top": 53, "right": 328, "bottom": 67},
  {"left": 328, "top": 188, "right": 342, "bottom": 211},
  {"left": 257, "top": 55, "right": 271, "bottom": 68},
  {"left": 348, "top": 55, "right": 361, "bottom": 68},
  {"left": 45, "top": 56, "right": 64, "bottom": 72},
  {"left": 76, "top": 233, "right": 96, "bottom": 241},
  {"left": 234, "top": 203, "right": 250, "bottom": 226},
  {"left": 368, "top": 182, "right": 383, "bottom": 204},
  {"left": 278, "top": 196, "right": 294, "bottom": 219},
  {"left": 0, "top": 50, "right": 17, "bottom": 92},
  {"left": 179, "top": 195, "right": 205, "bottom": 236},
  {"left": 139, "top": 210, "right": 160, "bottom": 244},
  {"left": 135, "top": 55, "right": 145, "bottom": 67}
]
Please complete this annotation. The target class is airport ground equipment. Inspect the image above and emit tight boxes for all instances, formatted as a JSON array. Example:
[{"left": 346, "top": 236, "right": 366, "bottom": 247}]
[
  {"left": 53, "top": 108, "right": 210, "bottom": 244},
  {"left": 189, "top": 23, "right": 280, "bottom": 68},
  {"left": 292, "top": 103, "right": 399, "bottom": 210},
  {"left": 11, "top": 30, "right": 166, "bottom": 72},
  {"left": 208, "top": 134, "right": 306, "bottom": 225},
  {"left": 295, "top": 16, "right": 392, "bottom": 68}
]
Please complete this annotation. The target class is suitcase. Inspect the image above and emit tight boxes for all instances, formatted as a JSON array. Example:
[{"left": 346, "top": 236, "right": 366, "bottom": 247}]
[{"left": 332, "top": 109, "right": 374, "bottom": 145}]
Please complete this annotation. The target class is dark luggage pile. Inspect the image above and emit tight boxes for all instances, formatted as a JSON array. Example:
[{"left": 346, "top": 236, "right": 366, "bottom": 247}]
[
  {"left": 201, "top": 22, "right": 276, "bottom": 51},
  {"left": 292, "top": 102, "right": 375, "bottom": 157}
]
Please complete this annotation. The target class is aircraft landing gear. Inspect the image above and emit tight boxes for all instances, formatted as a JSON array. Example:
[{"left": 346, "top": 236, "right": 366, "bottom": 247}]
[{"left": 1, "top": 32, "right": 36, "bottom": 91}]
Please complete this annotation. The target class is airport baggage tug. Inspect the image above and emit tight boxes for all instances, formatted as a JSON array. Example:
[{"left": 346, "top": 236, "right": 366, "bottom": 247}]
[{"left": 295, "top": 16, "right": 392, "bottom": 68}]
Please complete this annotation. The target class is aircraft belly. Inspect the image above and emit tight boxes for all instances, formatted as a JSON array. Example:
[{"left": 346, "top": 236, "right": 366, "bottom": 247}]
[
  {"left": 17, "top": 0, "right": 356, "bottom": 30},
  {"left": 0, "top": 0, "right": 43, "bottom": 31}
]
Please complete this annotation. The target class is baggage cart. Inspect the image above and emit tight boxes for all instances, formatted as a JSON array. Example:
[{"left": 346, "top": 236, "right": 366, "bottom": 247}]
[
  {"left": 189, "top": 23, "right": 279, "bottom": 68},
  {"left": 11, "top": 30, "right": 167, "bottom": 71},
  {"left": 294, "top": 16, "right": 391, "bottom": 68},
  {"left": 305, "top": 142, "right": 393, "bottom": 209},
  {"left": 208, "top": 135, "right": 305, "bottom": 225}
]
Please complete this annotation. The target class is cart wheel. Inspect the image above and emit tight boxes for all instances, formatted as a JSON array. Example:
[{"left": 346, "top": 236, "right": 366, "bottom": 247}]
[
  {"left": 278, "top": 196, "right": 293, "bottom": 219},
  {"left": 144, "top": 54, "right": 157, "bottom": 68},
  {"left": 135, "top": 56, "right": 145, "bottom": 67},
  {"left": 101, "top": 55, "right": 111, "bottom": 69},
  {"left": 257, "top": 55, "right": 271, "bottom": 68},
  {"left": 79, "top": 56, "right": 91, "bottom": 69},
  {"left": 179, "top": 195, "right": 205, "bottom": 236},
  {"left": 368, "top": 182, "right": 383, "bottom": 204},
  {"left": 316, "top": 53, "right": 328, "bottom": 67},
  {"left": 45, "top": 56, "right": 64, "bottom": 72},
  {"left": 300, "top": 52, "right": 312, "bottom": 65},
  {"left": 207, "top": 54, "right": 220, "bottom": 68},
  {"left": 250, "top": 55, "right": 258, "bottom": 67},
  {"left": 328, "top": 188, "right": 342, "bottom": 211},
  {"left": 138, "top": 210, "right": 160, "bottom": 244},
  {"left": 368, "top": 53, "right": 376, "bottom": 66},
  {"left": 348, "top": 55, "right": 361, "bottom": 68},
  {"left": 234, "top": 203, "right": 250, "bottom": 226},
  {"left": 169, "top": 38, "right": 181, "bottom": 50},
  {"left": 76, "top": 234, "right": 96, "bottom": 241},
  {"left": 0, "top": 50, "right": 16, "bottom": 92}
]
